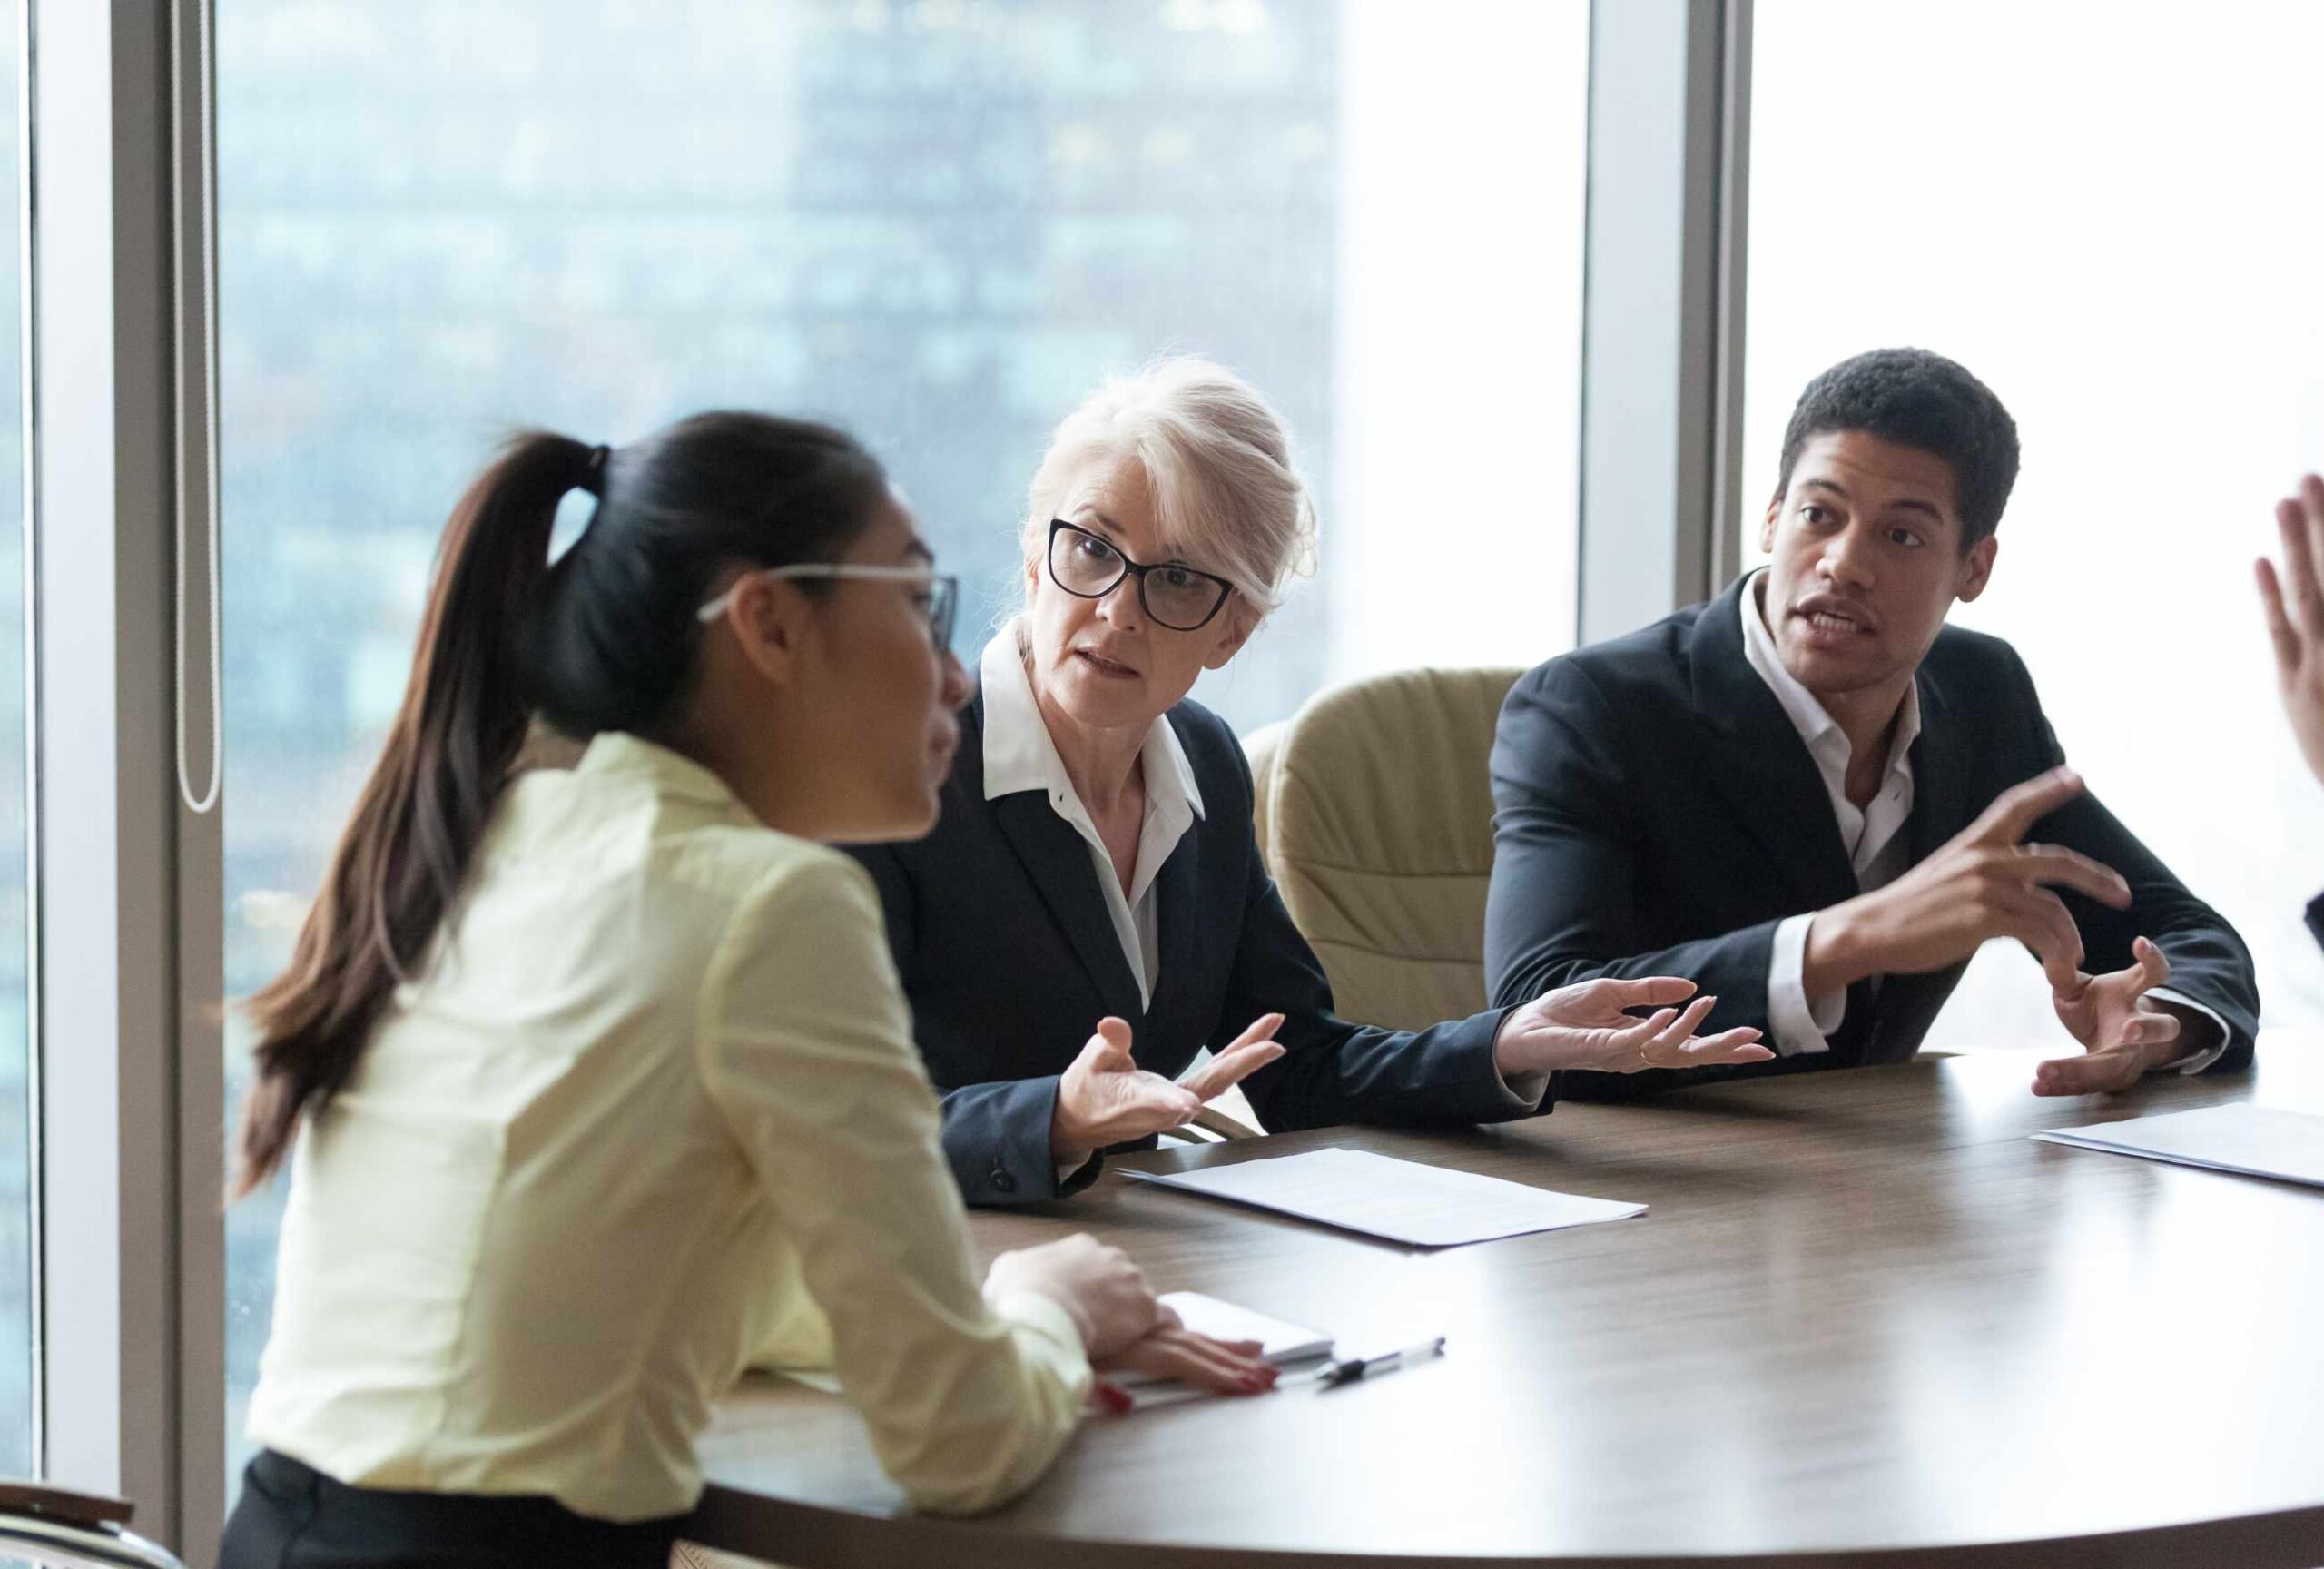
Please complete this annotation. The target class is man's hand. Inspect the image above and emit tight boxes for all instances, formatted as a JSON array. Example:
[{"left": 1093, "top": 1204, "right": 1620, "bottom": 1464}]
[
  {"left": 1803, "top": 767, "right": 2132, "bottom": 997},
  {"left": 1050, "top": 1013, "right": 1285, "bottom": 1165},
  {"left": 2036, "top": 936, "right": 2188, "bottom": 1096},
  {"left": 2257, "top": 472, "right": 2324, "bottom": 789},
  {"left": 1492, "top": 975, "right": 1771, "bottom": 1077}
]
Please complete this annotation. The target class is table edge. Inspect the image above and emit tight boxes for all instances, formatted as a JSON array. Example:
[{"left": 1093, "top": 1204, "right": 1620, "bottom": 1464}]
[{"left": 684, "top": 1485, "right": 2324, "bottom": 1569}]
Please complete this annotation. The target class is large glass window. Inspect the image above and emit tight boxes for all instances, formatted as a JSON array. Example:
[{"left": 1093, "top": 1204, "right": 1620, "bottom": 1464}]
[
  {"left": 0, "top": 0, "right": 30, "bottom": 1479},
  {"left": 218, "top": 0, "right": 1586, "bottom": 1485},
  {"left": 1744, "top": 2, "right": 2324, "bottom": 1045}
]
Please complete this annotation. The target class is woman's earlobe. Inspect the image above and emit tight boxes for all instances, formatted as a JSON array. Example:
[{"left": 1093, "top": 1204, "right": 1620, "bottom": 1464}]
[{"left": 1205, "top": 618, "right": 1258, "bottom": 671}]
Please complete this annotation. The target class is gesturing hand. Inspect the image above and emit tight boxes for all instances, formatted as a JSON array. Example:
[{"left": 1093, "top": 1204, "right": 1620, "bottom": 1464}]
[
  {"left": 2257, "top": 473, "right": 2324, "bottom": 789},
  {"left": 1803, "top": 766, "right": 2132, "bottom": 998},
  {"left": 1049, "top": 1013, "right": 1285, "bottom": 1165},
  {"left": 1492, "top": 975, "right": 1771, "bottom": 1077},
  {"left": 2036, "top": 936, "right": 2182, "bottom": 1097}
]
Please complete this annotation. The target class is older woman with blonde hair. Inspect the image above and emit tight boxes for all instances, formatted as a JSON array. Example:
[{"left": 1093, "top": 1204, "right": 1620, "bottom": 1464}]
[{"left": 847, "top": 358, "right": 1770, "bottom": 1205}]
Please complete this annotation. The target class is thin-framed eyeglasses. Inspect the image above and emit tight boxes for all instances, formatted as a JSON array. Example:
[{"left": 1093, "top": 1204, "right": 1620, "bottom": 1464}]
[
  {"left": 1045, "top": 519, "right": 1235, "bottom": 631},
  {"left": 695, "top": 564, "right": 960, "bottom": 650}
]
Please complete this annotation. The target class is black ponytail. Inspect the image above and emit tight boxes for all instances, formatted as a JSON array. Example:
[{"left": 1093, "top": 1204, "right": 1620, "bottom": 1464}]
[{"left": 234, "top": 412, "right": 887, "bottom": 1193}]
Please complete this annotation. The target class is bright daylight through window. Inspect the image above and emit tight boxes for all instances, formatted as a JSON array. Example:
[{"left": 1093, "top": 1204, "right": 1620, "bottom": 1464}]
[{"left": 1745, "top": 0, "right": 2324, "bottom": 1047}]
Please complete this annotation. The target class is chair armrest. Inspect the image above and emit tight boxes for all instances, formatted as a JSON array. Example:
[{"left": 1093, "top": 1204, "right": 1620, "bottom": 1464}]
[{"left": 0, "top": 1478, "right": 134, "bottom": 1529}]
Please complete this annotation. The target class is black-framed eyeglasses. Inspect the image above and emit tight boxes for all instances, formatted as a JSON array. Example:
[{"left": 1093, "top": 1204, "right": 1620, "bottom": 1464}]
[
  {"left": 696, "top": 564, "right": 960, "bottom": 651},
  {"left": 1045, "top": 519, "right": 1235, "bottom": 632}
]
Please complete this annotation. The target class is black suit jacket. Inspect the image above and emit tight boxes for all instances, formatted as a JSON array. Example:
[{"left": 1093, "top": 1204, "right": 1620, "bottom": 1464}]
[
  {"left": 1484, "top": 575, "right": 2260, "bottom": 1100},
  {"left": 847, "top": 689, "right": 1536, "bottom": 1206}
]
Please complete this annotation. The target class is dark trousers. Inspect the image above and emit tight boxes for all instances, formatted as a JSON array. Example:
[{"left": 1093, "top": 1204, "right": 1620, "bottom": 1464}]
[{"left": 219, "top": 1449, "right": 686, "bottom": 1569}]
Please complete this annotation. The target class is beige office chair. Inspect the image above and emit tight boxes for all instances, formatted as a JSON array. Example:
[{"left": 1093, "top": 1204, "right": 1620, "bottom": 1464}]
[
  {"left": 1241, "top": 717, "right": 1291, "bottom": 867},
  {"left": 1264, "top": 668, "right": 1522, "bottom": 1032},
  {"left": 0, "top": 1482, "right": 182, "bottom": 1568}
]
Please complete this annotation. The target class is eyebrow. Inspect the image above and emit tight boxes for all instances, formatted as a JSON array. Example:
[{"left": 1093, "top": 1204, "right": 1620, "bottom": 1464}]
[
  {"left": 1799, "top": 477, "right": 1945, "bottom": 521},
  {"left": 898, "top": 538, "right": 934, "bottom": 563}
]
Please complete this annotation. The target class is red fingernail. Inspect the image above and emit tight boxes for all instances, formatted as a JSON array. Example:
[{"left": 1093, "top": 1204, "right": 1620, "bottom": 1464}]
[{"left": 1094, "top": 1381, "right": 1133, "bottom": 1415}]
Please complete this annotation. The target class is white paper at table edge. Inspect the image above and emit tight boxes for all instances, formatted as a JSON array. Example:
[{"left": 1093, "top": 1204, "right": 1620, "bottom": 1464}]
[
  {"left": 1119, "top": 1148, "right": 1646, "bottom": 1246},
  {"left": 2030, "top": 1104, "right": 2324, "bottom": 1189}
]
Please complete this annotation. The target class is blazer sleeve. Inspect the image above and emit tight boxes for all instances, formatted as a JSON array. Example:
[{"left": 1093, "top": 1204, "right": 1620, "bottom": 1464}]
[
  {"left": 1484, "top": 659, "right": 1787, "bottom": 1039},
  {"left": 2011, "top": 654, "right": 2261, "bottom": 1072},
  {"left": 701, "top": 852, "right": 1088, "bottom": 1515},
  {"left": 848, "top": 841, "right": 1094, "bottom": 1209},
  {"left": 1214, "top": 736, "right": 1541, "bottom": 1131}
]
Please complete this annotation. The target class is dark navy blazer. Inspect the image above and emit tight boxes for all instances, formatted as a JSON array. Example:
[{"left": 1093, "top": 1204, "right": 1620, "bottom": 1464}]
[
  {"left": 846, "top": 689, "right": 1536, "bottom": 1207},
  {"left": 1484, "top": 575, "right": 2261, "bottom": 1101}
]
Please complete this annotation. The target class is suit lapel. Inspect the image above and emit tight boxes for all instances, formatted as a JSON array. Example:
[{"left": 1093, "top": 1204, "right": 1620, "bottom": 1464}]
[
  {"left": 1905, "top": 664, "right": 1972, "bottom": 862},
  {"left": 1687, "top": 577, "right": 1861, "bottom": 913},
  {"left": 968, "top": 693, "right": 1147, "bottom": 1022},
  {"left": 1142, "top": 823, "right": 1201, "bottom": 1028}
]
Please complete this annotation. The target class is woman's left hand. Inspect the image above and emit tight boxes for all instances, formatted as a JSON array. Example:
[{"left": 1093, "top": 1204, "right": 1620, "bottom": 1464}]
[
  {"left": 1492, "top": 976, "right": 1771, "bottom": 1078},
  {"left": 1094, "top": 1321, "right": 1279, "bottom": 1404}
]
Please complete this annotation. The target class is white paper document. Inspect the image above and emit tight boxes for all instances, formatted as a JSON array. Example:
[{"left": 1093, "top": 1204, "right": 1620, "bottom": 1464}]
[
  {"left": 1123, "top": 1146, "right": 1645, "bottom": 1248},
  {"left": 2033, "top": 1104, "right": 2324, "bottom": 1189}
]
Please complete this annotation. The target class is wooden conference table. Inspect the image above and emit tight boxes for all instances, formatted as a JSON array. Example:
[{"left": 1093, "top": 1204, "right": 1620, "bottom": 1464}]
[{"left": 691, "top": 1034, "right": 2324, "bottom": 1567}]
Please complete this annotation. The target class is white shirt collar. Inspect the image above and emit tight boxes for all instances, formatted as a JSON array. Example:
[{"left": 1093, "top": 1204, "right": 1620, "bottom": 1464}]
[
  {"left": 1738, "top": 569, "right": 1922, "bottom": 769},
  {"left": 979, "top": 617, "right": 1205, "bottom": 822}
]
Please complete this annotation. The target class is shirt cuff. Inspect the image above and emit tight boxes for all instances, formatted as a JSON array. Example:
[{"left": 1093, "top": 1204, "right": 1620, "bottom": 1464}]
[
  {"left": 1768, "top": 913, "right": 1846, "bottom": 1056},
  {"left": 982, "top": 1287, "right": 1094, "bottom": 1394},
  {"left": 2147, "top": 987, "right": 2230, "bottom": 1076}
]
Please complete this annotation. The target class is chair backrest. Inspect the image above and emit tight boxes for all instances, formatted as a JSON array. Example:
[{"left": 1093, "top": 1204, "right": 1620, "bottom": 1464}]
[
  {"left": 1239, "top": 717, "right": 1291, "bottom": 866},
  {"left": 1265, "top": 667, "right": 1522, "bottom": 1032}
]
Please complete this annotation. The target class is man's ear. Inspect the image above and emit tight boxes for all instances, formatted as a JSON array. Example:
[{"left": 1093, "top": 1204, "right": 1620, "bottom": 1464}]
[
  {"left": 1955, "top": 534, "right": 1999, "bottom": 604},
  {"left": 1203, "top": 603, "right": 1260, "bottom": 671},
  {"left": 1759, "top": 494, "right": 1782, "bottom": 556}
]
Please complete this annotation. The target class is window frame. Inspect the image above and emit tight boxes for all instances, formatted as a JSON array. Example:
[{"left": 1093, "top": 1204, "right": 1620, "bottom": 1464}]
[{"left": 29, "top": 0, "right": 226, "bottom": 1554}]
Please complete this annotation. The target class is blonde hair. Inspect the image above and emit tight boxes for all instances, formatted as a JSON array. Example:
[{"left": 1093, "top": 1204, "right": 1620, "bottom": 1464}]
[{"left": 1020, "top": 355, "right": 1317, "bottom": 620}]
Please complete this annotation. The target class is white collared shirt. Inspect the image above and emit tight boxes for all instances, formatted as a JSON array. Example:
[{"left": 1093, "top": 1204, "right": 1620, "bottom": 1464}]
[
  {"left": 980, "top": 618, "right": 1205, "bottom": 1011},
  {"left": 1741, "top": 572, "right": 2224, "bottom": 1072}
]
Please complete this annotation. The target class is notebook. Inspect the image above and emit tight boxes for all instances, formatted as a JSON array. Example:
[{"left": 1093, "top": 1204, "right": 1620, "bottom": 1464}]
[{"left": 1109, "top": 1290, "right": 1334, "bottom": 1388}]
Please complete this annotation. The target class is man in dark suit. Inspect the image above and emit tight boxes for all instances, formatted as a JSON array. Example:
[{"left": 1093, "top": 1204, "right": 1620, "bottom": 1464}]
[
  {"left": 1485, "top": 347, "right": 2260, "bottom": 1100},
  {"left": 2257, "top": 471, "right": 2324, "bottom": 952}
]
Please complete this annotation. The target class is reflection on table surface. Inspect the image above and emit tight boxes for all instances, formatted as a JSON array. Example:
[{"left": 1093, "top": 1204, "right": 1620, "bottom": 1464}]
[{"left": 693, "top": 1032, "right": 2324, "bottom": 1568}]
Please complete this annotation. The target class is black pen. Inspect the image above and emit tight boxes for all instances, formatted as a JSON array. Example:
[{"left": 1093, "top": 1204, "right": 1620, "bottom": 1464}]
[{"left": 1315, "top": 1337, "right": 1446, "bottom": 1389}]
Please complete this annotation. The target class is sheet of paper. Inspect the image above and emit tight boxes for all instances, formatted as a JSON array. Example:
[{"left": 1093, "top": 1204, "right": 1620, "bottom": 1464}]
[
  {"left": 2034, "top": 1103, "right": 2324, "bottom": 1189},
  {"left": 1123, "top": 1146, "right": 1645, "bottom": 1248},
  {"left": 1110, "top": 1290, "right": 1334, "bottom": 1390}
]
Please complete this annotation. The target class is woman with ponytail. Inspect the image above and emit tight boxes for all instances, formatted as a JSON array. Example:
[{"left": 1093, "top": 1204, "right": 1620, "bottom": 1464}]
[{"left": 221, "top": 414, "right": 1273, "bottom": 1569}]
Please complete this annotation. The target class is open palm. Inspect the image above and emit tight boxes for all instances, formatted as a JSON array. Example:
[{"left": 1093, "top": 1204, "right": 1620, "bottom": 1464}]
[
  {"left": 1049, "top": 1014, "right": 1285, "bottom": 1161},
  {"left": 1494, "top": 976, "right": 1770, "bottom": 1077}
]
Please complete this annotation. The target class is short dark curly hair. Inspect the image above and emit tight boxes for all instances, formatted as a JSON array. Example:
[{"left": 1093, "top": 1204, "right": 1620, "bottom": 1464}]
[{"left": 1774, "top": 348, "right": 2021, "bottom": 548}]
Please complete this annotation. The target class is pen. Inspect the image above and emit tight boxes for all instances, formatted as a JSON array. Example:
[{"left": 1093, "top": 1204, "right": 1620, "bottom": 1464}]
[{"left": 1315, "top": 1336, "right": 1446, "bottom": 1389}]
